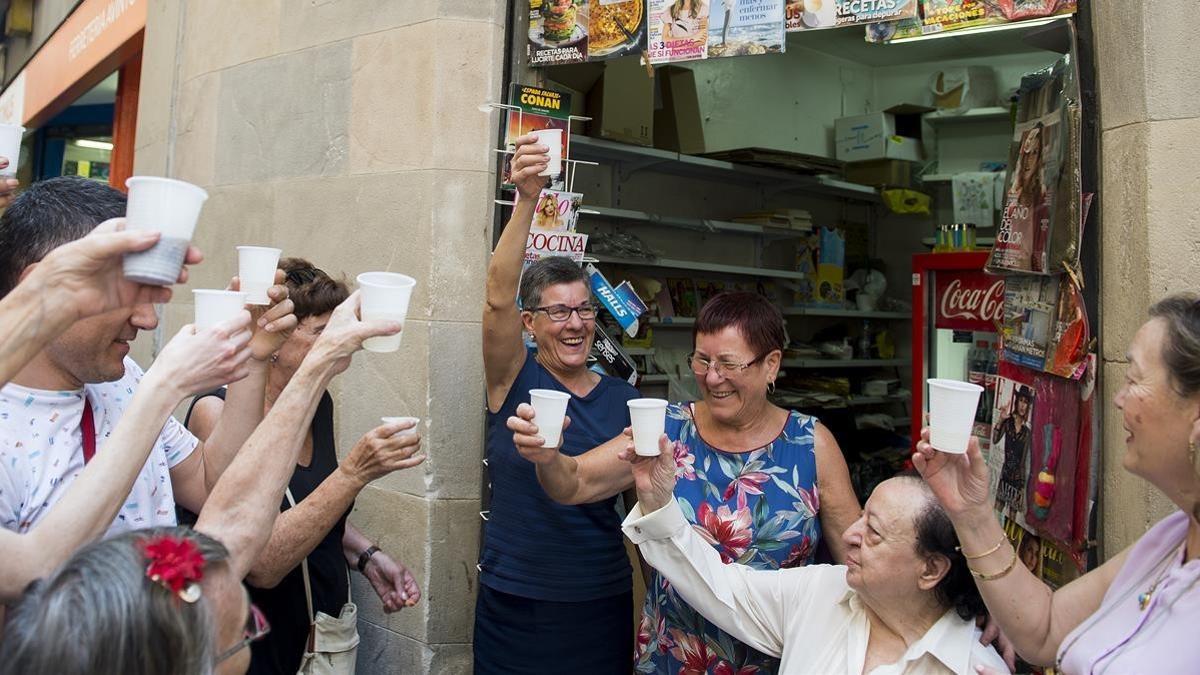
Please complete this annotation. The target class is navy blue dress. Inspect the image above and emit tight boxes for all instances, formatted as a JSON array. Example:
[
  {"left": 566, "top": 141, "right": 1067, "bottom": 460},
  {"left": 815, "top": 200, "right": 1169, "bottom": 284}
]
[{"left": 474, "top": 350, "right": 637, "bottom": 674}]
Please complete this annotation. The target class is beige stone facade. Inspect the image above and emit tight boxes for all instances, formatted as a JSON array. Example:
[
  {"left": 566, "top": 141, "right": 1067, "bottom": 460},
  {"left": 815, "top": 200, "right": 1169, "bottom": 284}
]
[
  {"left": 1090, "top": 1, "right": 1200, "bottom": 558},
  {"left": 1, "top": 0, "right": 1196, "bottom": 671},
  {"left": 132, "top": 1, "right": 507, "bottom": 672}
]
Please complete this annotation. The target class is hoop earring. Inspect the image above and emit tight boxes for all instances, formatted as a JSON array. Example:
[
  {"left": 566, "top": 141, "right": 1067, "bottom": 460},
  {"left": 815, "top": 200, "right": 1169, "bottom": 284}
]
[{"left": 767, "top": 380, "right": 776, "bottom": 395}]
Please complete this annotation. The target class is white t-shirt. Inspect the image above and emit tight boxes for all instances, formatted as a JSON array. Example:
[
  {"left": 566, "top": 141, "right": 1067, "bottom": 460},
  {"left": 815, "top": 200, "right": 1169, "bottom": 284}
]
[{"left": 0, "top": 357, "right": 198, "bottom": 537}]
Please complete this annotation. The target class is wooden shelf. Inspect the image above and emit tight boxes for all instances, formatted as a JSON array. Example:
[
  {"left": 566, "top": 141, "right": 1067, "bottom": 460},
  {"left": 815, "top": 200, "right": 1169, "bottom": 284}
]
[
  {"left": 782, "top": 358, "right": 911, "bottom": 369},
  {"left": 781, "top": 306, "right": 911, "bottom": 320},
  {"left": 584, "top": 206, "right": 808, "bottom": 240},
  {"left": 592, "top": 254, "right": 809, "bottom": 281},
  {"left": 570, "top": 135, "right": 879, "bottom": 203},
  {"left": 924, "top": 107, "right": 1011, "bottom": 126}
]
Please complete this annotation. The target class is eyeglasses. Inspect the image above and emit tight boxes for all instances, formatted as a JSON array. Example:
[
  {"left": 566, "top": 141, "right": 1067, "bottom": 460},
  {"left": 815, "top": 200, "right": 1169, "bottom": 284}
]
[
  {"left": 688, "top": 352, "right": 764, "bottom": 379},
  {"left": 215, "top": 603, "right": 271, "bottom": 664},
  {"left": 527, "top": 303, "right": 598, "bottom": 322}
]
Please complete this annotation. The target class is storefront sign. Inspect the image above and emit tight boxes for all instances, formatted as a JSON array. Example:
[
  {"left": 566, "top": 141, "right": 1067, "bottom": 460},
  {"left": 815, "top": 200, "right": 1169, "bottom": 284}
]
[
  {"left": 935, "top": 269, "right": 1003, "bottom": 332},
  {"left": 1, "top": 0, "right": 145, "bottom": 125}
]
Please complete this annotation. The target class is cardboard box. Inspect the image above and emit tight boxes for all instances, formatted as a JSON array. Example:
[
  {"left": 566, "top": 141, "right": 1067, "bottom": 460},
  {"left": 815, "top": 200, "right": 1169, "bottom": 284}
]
[
  {"left": 844, "top": 159, "right": 913, "bottom": 188},
  {"left": 834, "top": 104, "right": 932, "bottom": 163},
  {"left": 586, "top": 57, "right": 654, "bottom": 147},
  {"left": 654, "top": 66, "right": 705, "bottom": 155}
]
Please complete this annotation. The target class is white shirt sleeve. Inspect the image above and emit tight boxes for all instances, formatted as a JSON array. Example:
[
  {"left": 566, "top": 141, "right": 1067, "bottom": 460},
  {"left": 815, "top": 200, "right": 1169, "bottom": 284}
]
[
  {"left": 157, "top": 414, "right": 199, "bottom": 469},
  {"left": 623, "top": 499, "right": 815, "bottom": 658}
]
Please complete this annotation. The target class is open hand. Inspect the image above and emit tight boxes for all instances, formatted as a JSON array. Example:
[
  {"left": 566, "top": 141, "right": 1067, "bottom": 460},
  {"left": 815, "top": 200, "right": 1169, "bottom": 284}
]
[
  {"left": 617, "top": 431, "right": 676, "bottom": 513},
  {"left": 339, "top": 419, "right": 425, "bottom": 487},
  {"left": 507, "top": 402, "right": 571, "bottom": 465},
  {"left": 364, "top": 550, "right": 421, "bottom": 613}
]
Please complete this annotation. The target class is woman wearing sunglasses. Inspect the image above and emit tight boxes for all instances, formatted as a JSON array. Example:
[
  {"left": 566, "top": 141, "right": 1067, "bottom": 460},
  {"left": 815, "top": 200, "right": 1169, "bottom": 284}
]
[
  {"left": 508, "top": 291, "right": 863, "bottom": 674},
  {"left": 476, "top": 135, "right": 642, "bottom": 673},
  {"left": 0, "top": 292, "right": 402, "bottom": 675}
]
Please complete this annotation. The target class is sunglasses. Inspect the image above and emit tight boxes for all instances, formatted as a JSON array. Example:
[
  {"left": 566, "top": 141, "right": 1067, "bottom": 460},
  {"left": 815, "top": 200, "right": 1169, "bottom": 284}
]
[{"left": 215, "top": 603, "right": 271, "bottom": 664}]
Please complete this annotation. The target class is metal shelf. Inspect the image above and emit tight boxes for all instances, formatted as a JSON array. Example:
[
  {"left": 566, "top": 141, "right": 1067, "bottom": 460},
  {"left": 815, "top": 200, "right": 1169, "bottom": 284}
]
[
  {"left": 782, "top": 358, "right": 911, "bottom": 369},
  {"left": 648, "top": 318, "right": 696, "bottom": 328},
  {"left": 570, "top": 135, "right": 879, "bottom": 203},
  {"left": 622, "top": 347, "right": 656, "bottom": 356},
  {"left": 781, "top": 306, "right": 911, "bottom": 320},
  {"left": 924, "top": 107, "right": 1011, "bottom": 126},
  {"left": 640, "top": 374, "right": 670, "bottom": 384},
  {"left": 584, "top": 206, "right": 807, "bottom": 240},
  {"left": 592, "top": 254, "right": 809, "bottom": 281}
]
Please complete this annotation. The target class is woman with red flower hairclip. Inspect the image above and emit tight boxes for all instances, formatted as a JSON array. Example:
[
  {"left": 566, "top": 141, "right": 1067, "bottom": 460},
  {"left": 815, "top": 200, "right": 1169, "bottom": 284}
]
[{"left": 0, "top": 290, "right": 402, "bottom": 675}]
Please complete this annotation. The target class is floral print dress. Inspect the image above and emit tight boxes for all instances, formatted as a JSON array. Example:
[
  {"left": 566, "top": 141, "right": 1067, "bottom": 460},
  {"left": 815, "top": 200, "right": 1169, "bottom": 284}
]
[{"left": 636, "top": 403, "right": 822, "bottom": 675}]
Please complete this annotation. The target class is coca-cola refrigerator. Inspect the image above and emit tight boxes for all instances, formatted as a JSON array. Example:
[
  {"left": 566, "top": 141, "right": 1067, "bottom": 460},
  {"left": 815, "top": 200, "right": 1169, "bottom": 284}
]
[{"left": 910, "top": 252, "right": 1005, "bottom": 448}]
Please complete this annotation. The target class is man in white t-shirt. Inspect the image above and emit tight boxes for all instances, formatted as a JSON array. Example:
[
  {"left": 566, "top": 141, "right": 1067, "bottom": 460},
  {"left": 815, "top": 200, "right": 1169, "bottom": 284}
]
[{"left": 0, "top": 176, "right": 297, "bottom": 537}]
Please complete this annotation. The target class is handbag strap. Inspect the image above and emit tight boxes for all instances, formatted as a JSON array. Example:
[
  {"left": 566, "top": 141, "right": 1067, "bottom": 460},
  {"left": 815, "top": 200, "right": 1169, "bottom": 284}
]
[{"left": 284, "top": 488, "right": 317, "bottom": 624}]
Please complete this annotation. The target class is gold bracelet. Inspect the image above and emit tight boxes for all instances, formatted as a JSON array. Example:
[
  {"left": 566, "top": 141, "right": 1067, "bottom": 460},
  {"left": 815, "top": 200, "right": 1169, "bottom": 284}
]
[
  {"left": 957, "top": 539, "right": 1005, "bottom": 560},
  {"left": 969, "top": 544, "right": 1018, "bottom": 582}
]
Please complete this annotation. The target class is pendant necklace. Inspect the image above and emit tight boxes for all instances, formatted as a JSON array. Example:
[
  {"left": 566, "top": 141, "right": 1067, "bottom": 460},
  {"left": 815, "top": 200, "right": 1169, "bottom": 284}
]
[{"left": 1137, "top": 542, "right": 1184, "bottom": 611}]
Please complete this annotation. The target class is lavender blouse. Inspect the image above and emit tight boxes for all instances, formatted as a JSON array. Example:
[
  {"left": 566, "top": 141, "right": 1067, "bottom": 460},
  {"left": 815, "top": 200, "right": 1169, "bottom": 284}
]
[{"left": 1057, "top": 510, "right": 1200, "bottom": 673}]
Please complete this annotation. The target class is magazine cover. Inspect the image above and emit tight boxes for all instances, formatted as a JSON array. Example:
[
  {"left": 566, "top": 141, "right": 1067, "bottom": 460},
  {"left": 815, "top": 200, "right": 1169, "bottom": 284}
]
[
  {"left": 786, "top": 0, "right": 916, "bottom": 32},
  {"left": 920, "top": 0, "right": 996, "bottom": 33},
  {"left": 706, "top": 0, "right": 785, "bottom": 58},
  {"left": 588, "top": 0, "right": 648, "bottom": 60},
  {"left": 531, "top": 188, "right": 583, "bottom": 231},
  {"left": 529, "top": 0, "right": 588, "bottom": 65},
  {"left": 988, "top": 376, "right": 1036, "bottom": 518},
  {"left": 1001, "top": 274, "right": 1059, "bottom": 371},
  {"left": 503, "top": 85, "right": 572, "bottom": 190},
  {"left": 648, "top": 0, "right": 709, "bottom": 62}
]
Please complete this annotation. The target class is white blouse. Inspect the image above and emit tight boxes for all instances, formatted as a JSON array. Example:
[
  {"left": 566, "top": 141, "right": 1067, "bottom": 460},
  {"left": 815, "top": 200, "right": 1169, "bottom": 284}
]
[{"left": 623, "top": 500, "right": 1008, "bottom": 674}]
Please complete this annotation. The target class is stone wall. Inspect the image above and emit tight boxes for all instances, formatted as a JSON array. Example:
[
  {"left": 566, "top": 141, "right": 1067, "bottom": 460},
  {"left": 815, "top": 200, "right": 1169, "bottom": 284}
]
[
  {"left": 132, "top": 1, "right": 507, "bottom": 671},
  {"left": 1091, "top": 1, "right": 1200, "bottom": 557}
]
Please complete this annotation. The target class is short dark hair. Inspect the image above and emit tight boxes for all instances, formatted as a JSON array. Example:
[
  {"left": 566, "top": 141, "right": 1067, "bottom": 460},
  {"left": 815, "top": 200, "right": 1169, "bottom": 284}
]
[
  {"left": 0, "top": 176, "right": 127, "bottom": 297},
  {"left": 1014, "top": 386, "right": 1033, "bottom": 403},
  {"left": 279, "top": 257, "right": 349, "bottom": 321},
  {"left": 694, "top": 292, "right": 786, "bottom": 358},
  {"left": 1148, "top": 293, "right": 1200, "bottom": 398},
  {"left": 898, "top": 473, "right": 987, "bottom": 621},
  {"left": 518, "top": 256, "right": 588, "bottom": 310}
]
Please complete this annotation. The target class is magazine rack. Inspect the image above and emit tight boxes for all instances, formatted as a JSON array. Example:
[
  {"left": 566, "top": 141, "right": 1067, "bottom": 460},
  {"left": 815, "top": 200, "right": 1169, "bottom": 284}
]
[{"left": 479, "top": 101, "right": 598, "bottom": 200}]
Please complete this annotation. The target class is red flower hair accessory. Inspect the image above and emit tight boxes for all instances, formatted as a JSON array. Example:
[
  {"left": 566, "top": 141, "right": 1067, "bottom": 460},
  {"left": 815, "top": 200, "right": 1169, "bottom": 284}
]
[{"left": 141, "top": 535, "right": 206, "bottom": 603}]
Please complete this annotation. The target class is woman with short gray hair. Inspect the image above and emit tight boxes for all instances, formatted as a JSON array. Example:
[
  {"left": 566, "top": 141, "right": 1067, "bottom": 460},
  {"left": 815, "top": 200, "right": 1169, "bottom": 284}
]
[
  {"left": 0, "top": 292, "right": 400, "bottom": 675},
  {"left": 475, "top": 134, "right": 640, "bottom": 673}
]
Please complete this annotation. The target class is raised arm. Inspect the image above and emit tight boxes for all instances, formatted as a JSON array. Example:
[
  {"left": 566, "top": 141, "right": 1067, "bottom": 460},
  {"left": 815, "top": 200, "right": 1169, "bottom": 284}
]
[
  {"left": 0, "top": 315, "right": 253, "bottom": 602},
  {"left": 484, "top": 136, "right": 549, "bottom": 411},
  {"left": 813, "top": 422, "right": 860, "bottom": 564},
  {"left": 621, "top": 435, "right": 805, "bottom": 657},
  {"left": 0, "top": 219, "right": 201, "bottom": 387},
  {"left": 914, "top": 429, "right": 1122, "bottom": 665},
  {"left": 195, "top": 292, "right": 401, "bottom": 580},
  {"left": 507, "top": 402, "right": 634, "bottom": 504},
  {"left": 170, "top": 276, "right": 298, "bottom": 512}
]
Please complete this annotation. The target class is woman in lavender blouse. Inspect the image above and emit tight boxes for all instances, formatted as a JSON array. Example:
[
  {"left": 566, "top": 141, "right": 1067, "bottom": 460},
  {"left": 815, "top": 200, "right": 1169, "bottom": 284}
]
[{"left": 915, "top": 293, "right": 1200, "bottom": 673}]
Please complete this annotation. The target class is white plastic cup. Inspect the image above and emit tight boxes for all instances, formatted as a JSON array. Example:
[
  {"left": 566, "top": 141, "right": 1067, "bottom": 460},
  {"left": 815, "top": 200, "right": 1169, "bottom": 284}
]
[
  {"left": 0, "top": 124, "right": 25, "bottom": 177},
  {"left": 532, "top": 128, "right": 563, "bottom": 177},
  {"left": 193, "top": 289, "right": 247, "bottom": 330},
  {"left": 529, "top": 389, "right": 571, "bottom": 448},
  {"left": 357, "top": 272, "right": 417, "bottom": 353},
  {"left": 381, "top": 416, "right": 420, "bottom": 436},
  {"left": 628, "top": 398, "right": 668, "bottom": 457},
  {"left": 927, "top": 378, "right": 984, "bottom": 454},
  {"left": 237, "top": 246, "right": 282, "bottom": 305},
  {"left": 123, "top": 176, "right": 210, "bottom": 285}
]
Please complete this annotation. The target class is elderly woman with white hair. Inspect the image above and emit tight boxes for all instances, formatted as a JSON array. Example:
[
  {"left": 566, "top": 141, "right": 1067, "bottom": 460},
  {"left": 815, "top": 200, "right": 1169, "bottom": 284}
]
[{"left": 621, "top": 434, "right": 1008, "bottom": 674}]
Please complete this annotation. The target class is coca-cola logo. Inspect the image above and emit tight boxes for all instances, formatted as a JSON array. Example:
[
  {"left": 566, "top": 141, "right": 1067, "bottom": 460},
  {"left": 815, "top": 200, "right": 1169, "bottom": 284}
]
[{"left": 940, "top": 278, "right": 1004, "bottom": 324}]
